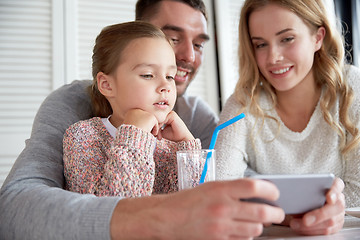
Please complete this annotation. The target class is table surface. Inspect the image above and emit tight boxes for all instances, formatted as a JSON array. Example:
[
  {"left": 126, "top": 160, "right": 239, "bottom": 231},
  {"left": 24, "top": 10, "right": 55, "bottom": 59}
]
[{"left": 255, "top": 215, "right": 360, "bottom": 240}]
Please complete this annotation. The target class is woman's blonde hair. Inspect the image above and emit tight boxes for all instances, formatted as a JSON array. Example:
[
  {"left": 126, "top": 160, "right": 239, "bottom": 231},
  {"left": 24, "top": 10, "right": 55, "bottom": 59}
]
[
  {"left": 235, "top": 0, "right": 359, "bottom": 153},
  {"left": 89, "top": 21, "right": 169, "bottom": 117}
]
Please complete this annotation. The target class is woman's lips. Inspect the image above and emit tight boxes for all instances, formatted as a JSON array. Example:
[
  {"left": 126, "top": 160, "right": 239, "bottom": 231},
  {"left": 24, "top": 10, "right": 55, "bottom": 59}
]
[{"left": 270, "top": 66, "right": 291, "bottom": 75}]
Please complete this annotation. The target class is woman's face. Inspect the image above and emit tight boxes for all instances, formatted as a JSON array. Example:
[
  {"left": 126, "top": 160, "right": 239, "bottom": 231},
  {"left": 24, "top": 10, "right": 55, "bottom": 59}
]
[{"left": 249, "top": 3, "right": 324, "bottom": 93}]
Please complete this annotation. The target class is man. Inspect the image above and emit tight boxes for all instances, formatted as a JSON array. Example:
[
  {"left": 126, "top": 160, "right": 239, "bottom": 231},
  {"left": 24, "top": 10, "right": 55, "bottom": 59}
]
[
  {"left": 0, "top": 1, "right": 285, "bottom": 239},
  {"left": 136, "top": 0, "right": 218, "bottom": 148}
]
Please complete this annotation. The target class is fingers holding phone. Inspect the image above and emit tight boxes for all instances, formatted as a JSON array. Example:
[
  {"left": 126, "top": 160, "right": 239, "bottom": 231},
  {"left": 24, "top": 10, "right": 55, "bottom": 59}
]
[{"left": 289, "top": 177, "right": 345, "bottom": 235}]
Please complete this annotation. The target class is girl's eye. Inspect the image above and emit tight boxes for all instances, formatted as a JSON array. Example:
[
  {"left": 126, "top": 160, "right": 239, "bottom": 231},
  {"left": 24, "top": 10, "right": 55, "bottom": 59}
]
[
  {"left": 140, "top": 74, "right": 153, "bottom": 79},
  {"left": 166, "top": 75, "right": 175, "bottom": 81}
]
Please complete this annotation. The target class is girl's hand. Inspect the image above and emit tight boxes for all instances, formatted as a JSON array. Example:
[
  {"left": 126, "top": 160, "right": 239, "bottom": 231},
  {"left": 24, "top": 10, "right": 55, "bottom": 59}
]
[
  {"left": 288, "top": 177, "right": 345, "bottom": 235},
  {"left": 157, "top": 111, "right": 194, "bottom": 142},
  {"left": 123, "top": 109, "right": 160, "bottom": 135}
]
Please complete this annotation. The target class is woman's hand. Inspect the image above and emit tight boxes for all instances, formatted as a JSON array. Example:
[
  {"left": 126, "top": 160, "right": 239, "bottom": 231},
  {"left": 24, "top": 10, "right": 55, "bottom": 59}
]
[
  {"left": 288, "top": 177, "right": 345, "bottom": 235},
  {"left": 157, "top": 111, "right": 194, "bottom": 142}
]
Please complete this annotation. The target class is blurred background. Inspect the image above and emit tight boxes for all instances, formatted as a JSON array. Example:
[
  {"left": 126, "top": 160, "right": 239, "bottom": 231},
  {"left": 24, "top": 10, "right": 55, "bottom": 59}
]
[{"left": 0, "top": 0, "right": 359, "bottom": 187}]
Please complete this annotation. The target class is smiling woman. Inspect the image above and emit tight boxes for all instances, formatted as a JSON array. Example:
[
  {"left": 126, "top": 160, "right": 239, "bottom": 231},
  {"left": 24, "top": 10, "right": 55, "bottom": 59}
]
[
  {"left": 249, "top": 4, "right": 325, "bottom": 97},
  {"left": 215, "top": 0, "right": 360, "bottom": 236}
]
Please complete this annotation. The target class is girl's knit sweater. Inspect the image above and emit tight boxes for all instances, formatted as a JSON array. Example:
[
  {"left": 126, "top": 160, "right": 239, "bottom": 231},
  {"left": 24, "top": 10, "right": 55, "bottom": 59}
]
[{"left": 63, "top": 117, "right": 201, "bottom": 197}]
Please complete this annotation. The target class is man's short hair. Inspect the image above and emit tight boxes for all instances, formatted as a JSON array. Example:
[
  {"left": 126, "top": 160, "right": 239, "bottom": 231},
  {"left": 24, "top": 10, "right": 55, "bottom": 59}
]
[{"left": 135, "top": 0, "right": 208, "bottom": 21}]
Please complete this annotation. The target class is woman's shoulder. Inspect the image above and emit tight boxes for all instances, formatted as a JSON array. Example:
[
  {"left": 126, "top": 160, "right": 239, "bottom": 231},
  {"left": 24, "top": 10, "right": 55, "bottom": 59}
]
[
  {"left": 345, "top": 65, "right": 360, "bottom": 101},
  {"left": 220, "top": 94, "right": 242, "bottom": 117},
  {"left": 344, "top": 65, "right": 360, "bottom": 119},
  {"left": 219, "top": 93, "right": 259, "bottom": 125},
  {"left": 345, "top": 65, "right": 360, "bottom": 90}
]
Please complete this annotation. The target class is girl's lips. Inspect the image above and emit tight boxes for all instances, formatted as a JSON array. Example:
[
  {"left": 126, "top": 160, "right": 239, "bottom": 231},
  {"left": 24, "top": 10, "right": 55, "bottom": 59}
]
[
  {"left": 154, "top": 100, "right": 169, "bottom": 109},
  {"left": 156, "top": 101, "right": 167, "bottom": 105}
]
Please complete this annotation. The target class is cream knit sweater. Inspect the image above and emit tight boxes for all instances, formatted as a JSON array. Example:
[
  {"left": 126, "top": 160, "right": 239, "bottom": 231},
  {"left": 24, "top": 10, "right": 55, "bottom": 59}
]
[{"left": 216, "top": 65, "right": 360, "bottom": 208}]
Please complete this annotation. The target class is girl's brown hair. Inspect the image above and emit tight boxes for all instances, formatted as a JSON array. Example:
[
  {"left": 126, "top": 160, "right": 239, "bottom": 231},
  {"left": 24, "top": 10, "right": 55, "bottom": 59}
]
[
  {"left": 89, "top": 21, "right": 169, "bottom": 117},
  {"left": 236, "top": 0, "right": 359, "bottom": 154}
]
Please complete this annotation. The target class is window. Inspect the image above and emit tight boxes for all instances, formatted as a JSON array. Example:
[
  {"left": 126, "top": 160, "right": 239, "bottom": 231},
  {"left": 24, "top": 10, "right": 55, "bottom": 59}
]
[{"left": 0, "top": 0, "right": 52, "bottom": 186}]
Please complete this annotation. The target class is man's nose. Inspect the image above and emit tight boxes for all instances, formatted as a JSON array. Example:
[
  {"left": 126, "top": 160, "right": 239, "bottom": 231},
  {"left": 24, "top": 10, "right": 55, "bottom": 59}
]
[{"left": 176, "top": 40, "right": 195, "bottom": 63}]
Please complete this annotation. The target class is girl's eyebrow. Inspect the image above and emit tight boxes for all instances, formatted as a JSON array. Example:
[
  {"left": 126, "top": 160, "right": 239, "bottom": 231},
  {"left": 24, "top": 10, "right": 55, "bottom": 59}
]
[
  {"left": 132, "top": 63, "right": 177, "bottom": 71},
  {"left": 132, "top": 63, "right": 158, "bottom": 71},
  {"left": 251, "top": 28, "right": 294, "bottom": 41}
]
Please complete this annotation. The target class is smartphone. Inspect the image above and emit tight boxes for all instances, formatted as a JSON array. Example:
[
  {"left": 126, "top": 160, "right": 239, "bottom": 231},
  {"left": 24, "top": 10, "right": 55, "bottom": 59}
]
[{"left": 243, "top": 173, "right": 335, "bottom": 214}]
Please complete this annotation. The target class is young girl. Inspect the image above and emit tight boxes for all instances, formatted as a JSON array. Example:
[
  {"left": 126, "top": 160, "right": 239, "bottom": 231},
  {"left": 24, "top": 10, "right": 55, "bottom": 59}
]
[
  {"left": 216, "top": 0, "right": 358, "bottom": 235},
  {"left": 63, "top": 21, "right": 201, "bottom": 198}
]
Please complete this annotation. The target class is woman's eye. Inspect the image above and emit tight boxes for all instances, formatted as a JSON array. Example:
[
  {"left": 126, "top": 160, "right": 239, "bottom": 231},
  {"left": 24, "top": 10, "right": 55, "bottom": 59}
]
[
  {"left": 283, "top": 37, "right": 294, "bottom": 43},
  {"left": 255, "top": 43, "right": 267, "bottom": 49}
]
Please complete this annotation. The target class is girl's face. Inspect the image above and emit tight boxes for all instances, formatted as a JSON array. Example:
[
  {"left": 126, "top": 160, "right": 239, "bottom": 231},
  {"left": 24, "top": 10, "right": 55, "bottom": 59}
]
[
  {"left": 249, "top": 4, "right": 324, "bottom": 93},
  {"left": 105, "top": 37, "right": 177, "bottom": 124}
]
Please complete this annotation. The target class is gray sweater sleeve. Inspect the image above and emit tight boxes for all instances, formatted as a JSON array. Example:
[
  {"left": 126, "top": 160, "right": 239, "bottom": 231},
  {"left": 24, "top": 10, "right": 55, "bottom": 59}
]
[{"left": 0, "top": 80, "right": 121, "bottom": 240}]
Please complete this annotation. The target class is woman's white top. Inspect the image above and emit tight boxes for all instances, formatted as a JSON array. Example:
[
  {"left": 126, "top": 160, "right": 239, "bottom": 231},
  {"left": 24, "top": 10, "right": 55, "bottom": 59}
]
[{"left": 215, "top": 65, "right": 360, "bottom": 207}]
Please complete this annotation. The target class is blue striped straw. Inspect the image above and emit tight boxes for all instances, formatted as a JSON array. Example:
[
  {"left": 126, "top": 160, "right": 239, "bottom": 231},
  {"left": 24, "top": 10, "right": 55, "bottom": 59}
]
[{"left": 199, "top": 113, "right": 245, "bottom": 184}]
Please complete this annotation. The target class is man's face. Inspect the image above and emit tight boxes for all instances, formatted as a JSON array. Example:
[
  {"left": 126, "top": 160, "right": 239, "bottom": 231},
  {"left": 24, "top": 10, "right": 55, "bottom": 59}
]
[{"left": 148, "top": 1, "right": 209, "bottom": 96}]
